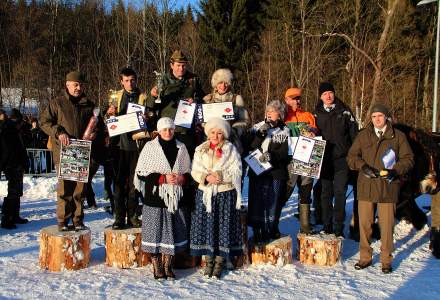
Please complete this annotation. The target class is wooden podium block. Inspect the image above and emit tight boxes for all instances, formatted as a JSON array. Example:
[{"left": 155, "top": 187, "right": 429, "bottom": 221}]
[
  {"left": 297, "top": 233, "right": 342, "bottom": 266},
  {"left": 250, "top": 235, "right": 293, "bottom": 266},
  {"left": 104, "top": 227, "right": 150, "bottom": 268},
  {"left": 39, "top": 225, "right": 91, "bottom": 272}
]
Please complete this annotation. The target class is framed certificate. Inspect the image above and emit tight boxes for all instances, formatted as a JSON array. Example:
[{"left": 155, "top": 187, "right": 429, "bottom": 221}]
[
  {"left": 202, "top": 102, "right": 234, "bottom": 122},
  {"left": 106, "top": 111, "right": 147, "bottom": 137},
  {"left": 58, "top": 139, "right": 91, "bottom": 183}
]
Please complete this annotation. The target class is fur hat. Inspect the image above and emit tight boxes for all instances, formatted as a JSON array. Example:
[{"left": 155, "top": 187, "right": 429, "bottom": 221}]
[
  {"left": 211, "top": 68, "right": 233, "bottom": 89},
  {"left": 284, "top": 88, "right": 302, "bottom": 99},
  {"left": 204, "top": 117, "right": 231, "bottom": 139},
  {"left": 157, "top": 117, "right": 175, "bottom": 131},
  {"left": 370, "top": 103, "right": 390, "bottom": 117},
  {"left": 66, "top": 71, "right": 86, "bottom": 83},
  {"left": 319, "top": 82, "right": 335, "bottom": 96}
]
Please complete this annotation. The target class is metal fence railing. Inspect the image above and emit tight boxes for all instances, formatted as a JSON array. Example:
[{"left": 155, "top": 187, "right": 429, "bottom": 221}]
[{"left": 26, "top": 148, "right": 56, "bottom": 176}]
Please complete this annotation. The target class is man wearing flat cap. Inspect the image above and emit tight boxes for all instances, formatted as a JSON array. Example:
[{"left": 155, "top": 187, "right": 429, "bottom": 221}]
[
  {"left": 40, "top": 71, "right": 104, "bottom": 231},
  {"left": 314, "top": 82, "right": 358, "bottom": 237},
  {"left": 148, "top": 50, "right": 204, "bottom": 157},
  {"left": 347, "top": 103, "right": 414, "bottom": 273}
]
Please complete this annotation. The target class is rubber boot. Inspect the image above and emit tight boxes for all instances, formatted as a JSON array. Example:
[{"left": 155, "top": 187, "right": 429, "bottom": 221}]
[
  {"left": 212, "top": 256, "right": 224, "bottom": 279},
  {"left": 203, "top": 256, "right": 214, "bottom": 277},
  {"left": 163, "top": 254, "right": 175, "bottom": 279},
  {"left": 299, "top": 204, "right": 314, "bottom": 234},
  {"left": 151, "top": 253, "right": 166, "bottom": 280}
]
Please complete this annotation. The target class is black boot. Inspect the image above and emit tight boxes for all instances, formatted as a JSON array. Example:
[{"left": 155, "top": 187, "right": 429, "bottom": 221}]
[
  {"left": 1, "top": 216, "right": 16, "bottom": 230},
  {"left": 163, "top": 254, "right": 175, "bottom": 280},
  {"left": 212, "top": 256, "right": 224, "bottom": 279},
  {"left": 299, "top": 204, "right": 314, "bottom": 234},
  {"left": 203, "top": 256, "right": 214, "bottom": 277},
  {"left": 151, "top": 254, "right": 166, "bottom": 280},
  {"left": 253, "top": 228, "right": 264, "bottom": 252},
  {"left": 13, "top": 198, "right": 28, "bottom": 224},
  {"left": 431, "top": 227, "right": 440, "bottom": 259},
  {"left": 128, "top": 216, "right": 142, "bottom": 228}
]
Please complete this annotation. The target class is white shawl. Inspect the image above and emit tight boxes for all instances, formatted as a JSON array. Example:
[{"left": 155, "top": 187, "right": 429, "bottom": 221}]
[
  {"left": 134, "top": 137, "right": 191, "bottom": 213},
  {"left": 192, "top": 140, "right": 243, "bottom": 213}
]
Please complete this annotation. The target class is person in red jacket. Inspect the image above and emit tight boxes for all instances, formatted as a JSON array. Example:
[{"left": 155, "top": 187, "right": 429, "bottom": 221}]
[{"left": 282, "top": 87, "right": 317, "bottom": 234}]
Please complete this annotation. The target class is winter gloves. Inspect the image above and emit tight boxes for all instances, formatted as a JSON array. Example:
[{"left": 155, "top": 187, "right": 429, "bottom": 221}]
[
  {"left": 362, "top": 164, "right": 398, "bottom": 181},
  {"left": 361, "top": 164, "right": 379, "bottom": 178}
]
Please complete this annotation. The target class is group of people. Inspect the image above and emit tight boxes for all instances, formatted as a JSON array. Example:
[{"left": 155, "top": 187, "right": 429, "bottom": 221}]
[{"left": 1, "top": 49, "right": 420, "bottom": 279}]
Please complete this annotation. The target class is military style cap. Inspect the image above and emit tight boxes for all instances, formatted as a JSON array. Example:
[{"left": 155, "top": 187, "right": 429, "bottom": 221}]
[
  {"left": 170, "top": 50, "right": 189, "bottom": 63},
  {"left": 66, "top": 71, "right": 86, "bottom": 83}
]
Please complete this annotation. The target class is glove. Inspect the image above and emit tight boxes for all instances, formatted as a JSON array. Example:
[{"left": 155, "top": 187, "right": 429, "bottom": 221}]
[
  {"left": 361, "top": 164, "right": 379, "bottom": 179},
  {"left": 380, "top": 169, "right": 398, "bottom": 181},
  {"left": 257, "top": 122, "right": 270, "bottom": 137},
  {"left": 259, "top": 152, "right": 271, "bottom": 163}
]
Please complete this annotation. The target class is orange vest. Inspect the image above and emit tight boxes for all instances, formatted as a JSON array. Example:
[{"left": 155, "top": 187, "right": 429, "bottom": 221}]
[{"left": 285, "top": 108, "right": 316, "bottom": 128}]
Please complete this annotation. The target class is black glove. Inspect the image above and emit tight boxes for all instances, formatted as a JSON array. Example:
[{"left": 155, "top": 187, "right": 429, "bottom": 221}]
[
  {"left": 257, "top": 122, "right": 270, "bottom": 137},
  {"left": 259, "top": 152, "right": 271, "bottom": 163},
  {"left": 361, "top": 164, "right": 379, "bottom": 179},
  {"left": 380, "top": 169, "right": 398, "bottom": 181}
]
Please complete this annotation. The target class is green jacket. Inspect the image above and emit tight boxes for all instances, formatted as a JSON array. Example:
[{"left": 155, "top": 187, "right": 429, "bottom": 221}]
[
  {"left": 147, "top": 71, "right": 204, "bottom": 125},
  {"left": 347, "top": 122, "right": 414, "bottom": 203}
]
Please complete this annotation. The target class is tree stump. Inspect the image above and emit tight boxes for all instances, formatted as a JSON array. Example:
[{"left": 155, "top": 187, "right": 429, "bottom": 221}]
[
  {"left": 250, "top": 235, "right": 293, "bottom": 266},
  {"left": 104, "top": 227, "right": 150, "bottom": 268},
  {"left": 39, "top": 225, "right": 90, "bottom": 272},
  {"left": 296, "top": 233, "right": 342, "bottom": 266}
]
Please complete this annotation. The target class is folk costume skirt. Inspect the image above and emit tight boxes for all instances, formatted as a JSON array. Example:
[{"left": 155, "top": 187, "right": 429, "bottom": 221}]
[
  {"left": 247, "top": 176, "right": 286, "bottom": 232},
  {"left": 141, "top": 205, "right": 188, "bottom": 255},
  {"left": 190, "top": 189, "right": 243, "bottom": 258}
]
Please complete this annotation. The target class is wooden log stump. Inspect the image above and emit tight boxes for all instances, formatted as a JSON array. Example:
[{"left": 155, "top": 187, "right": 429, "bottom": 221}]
[
  {"left": 250, "top": 235, "right": 293, "bottom": 266},
  {"left": 104, "top": 227, "right": 150, "bottom": 268},
  {"left": 297, "top": 233, "right": 342, "bottom": 266},
  {"left": 39, "top": 225, "right": 90, "bottom": 272}
]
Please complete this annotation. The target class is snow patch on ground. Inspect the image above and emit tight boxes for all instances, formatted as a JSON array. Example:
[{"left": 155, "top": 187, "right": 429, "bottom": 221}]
[{"left": 0, "top": 176, "right": 438, "bottom": 299}]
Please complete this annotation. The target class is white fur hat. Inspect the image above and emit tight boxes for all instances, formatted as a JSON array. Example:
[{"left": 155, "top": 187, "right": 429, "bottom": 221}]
[
  {"left": 157, "top": 117, "right": 175, "bottom": 131},
  {"left": 204, "top": 117, "right": 231, "bottom": 139},
  {"left": 211, "top": 68, "right": 233, "bottom": 89}
]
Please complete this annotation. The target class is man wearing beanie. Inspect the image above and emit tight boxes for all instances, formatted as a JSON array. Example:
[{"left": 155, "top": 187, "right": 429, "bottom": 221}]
[
  {"left": 40, "top": 71, "right": 104, "bottom": 231},
  {"left": 282, "top": 87, "right": 317, "bottom": 234},
  {"left": 347, "top": 103, "right": 413, "bottom": 273},
  {"left": 147, "top": 50, "right": 204, "bottom": 157},
  {"left": 105, "top": 67, "right": 147, "bottom": 229},
  {"left": 314, "top": 82, "right": 358, "bottom": 237}
]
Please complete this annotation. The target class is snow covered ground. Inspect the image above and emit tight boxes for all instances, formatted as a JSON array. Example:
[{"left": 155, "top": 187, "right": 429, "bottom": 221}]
[{"left": 0, "top": 176, "right": 438, "bottom": 300}]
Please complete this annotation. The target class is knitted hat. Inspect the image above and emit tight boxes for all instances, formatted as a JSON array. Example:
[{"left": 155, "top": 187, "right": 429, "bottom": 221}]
[
  {"left": 204, "top": 117, "right": 231, "bottom": 139},
  {"left": 157, "top": 117, "right": 175, "bottom": 131},
  {"left": 211, "top": 68, "right": 233, "bottom": 88},
  {"left": 66, "top": 71, "right": 86, "bottom": 83},
  {"left": 284, "top": 88, "right": 302, "bottom": 99},
  {"left": 170, "top": 50, "right": 189, "bottom": 63},
  {"left": 370, "top": 103, "right": 390, "bottom": 117},
  {"left": 319, "top": 82, "right": 335, "bottom": 96}
]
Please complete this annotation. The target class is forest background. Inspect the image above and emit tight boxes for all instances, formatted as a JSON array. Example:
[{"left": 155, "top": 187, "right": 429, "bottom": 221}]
[{"left": 0, "top": 0, "right": 437, "bottom": 129}]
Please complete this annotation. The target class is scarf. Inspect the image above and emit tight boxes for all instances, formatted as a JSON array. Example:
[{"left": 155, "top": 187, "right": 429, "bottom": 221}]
[
  {"left": 134, "top": 137, "right": 191, "bottom": 213},
  {"left": 192, "top": 140, "right": 243, "bottom": 213}
]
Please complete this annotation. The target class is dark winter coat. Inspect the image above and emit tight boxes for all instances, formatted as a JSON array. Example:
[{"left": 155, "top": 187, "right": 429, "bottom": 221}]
[
  {"left": 0, "top": 119, "right": 28, "bottom": 171},
  {"left": 39, "top": 91, "right": 104, "bottom": 165},
  {"left": 314, "top": 98, "right": 358, "bottom": 160},
  {"left": 247, "top": 122, "right": 290, "bottom": 180},
  {"left": 347, "top": 122, "right": 414, "bottom": 203}
]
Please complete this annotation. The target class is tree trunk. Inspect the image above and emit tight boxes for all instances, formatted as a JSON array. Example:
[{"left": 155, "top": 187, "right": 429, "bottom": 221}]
[
  {"left": 297, "top": 233, "right": 342, "bottom": 266},
  {"left": 250, "top": 235, "right": 293, "bottom": 266}
]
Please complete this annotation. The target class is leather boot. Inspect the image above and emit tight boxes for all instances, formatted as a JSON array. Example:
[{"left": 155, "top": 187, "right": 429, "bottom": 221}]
[
  {"left": 431, "top": 227, "right": 440, "bottom": 259},
  {"left": 163, "top": 254, "right": 175, "bottom": 279},
  {"left": 212, "top": 256, "right": 224, "bottom": 279},
  {"left": 203, "top": 256, "right": 214, "bottom": 277},
  {"left": 1, "top": 216, "right": 16, "bottom": 230},
  {"left": 299, "top": 204, "right": 314, "bottom": 234},
  {"left": 128, "top": 216, "right": 142, "bottom": 228},
  {"left": 13, "top": 198, "right": 28, "bottom": 224},
  {"left": 151, "top": 254, "right": 166, "bottom": 280}
]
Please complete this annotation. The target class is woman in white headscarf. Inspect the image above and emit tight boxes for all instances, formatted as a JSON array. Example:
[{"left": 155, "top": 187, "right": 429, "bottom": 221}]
[
  {"left": 134, "top": 117, "right": 191, "bottom": 280},
  {"left": 190, "top": 117, "right": 243, "bottom": 279}
]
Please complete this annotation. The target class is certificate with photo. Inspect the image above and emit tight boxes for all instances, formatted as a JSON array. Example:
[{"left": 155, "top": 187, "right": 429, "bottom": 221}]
[
  {"left": 244, "top": 149, "right": 273, "bottom": 176},
  {"left": 58, "top": 139, "right": 91, "bottom": 183},
  {"left": 106, "top": 111, "right": 147, "bottom": 137},
  {"left": 202, "top": 102, "right": 234, "bottom": 122},
  {"left": 174, "top": 100, "right": 196, "bottom": 128}
]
